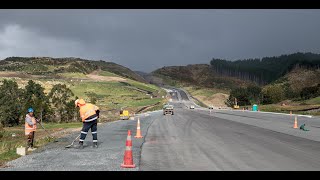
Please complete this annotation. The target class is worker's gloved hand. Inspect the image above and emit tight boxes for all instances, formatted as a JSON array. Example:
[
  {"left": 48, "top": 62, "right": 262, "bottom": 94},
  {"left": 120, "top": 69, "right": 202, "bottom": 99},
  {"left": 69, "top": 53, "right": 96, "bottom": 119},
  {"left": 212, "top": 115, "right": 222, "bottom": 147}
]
[{"left": 96, "top": 110, "right": 100, "bottom": 118}]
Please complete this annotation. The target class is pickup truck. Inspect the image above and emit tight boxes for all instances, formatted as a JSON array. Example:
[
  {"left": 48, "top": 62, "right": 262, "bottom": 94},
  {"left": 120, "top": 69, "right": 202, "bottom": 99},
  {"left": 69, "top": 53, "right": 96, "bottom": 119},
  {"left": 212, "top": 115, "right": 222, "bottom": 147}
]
[{"left": 163, "top": 104, "right": 174, "bottom": 115}]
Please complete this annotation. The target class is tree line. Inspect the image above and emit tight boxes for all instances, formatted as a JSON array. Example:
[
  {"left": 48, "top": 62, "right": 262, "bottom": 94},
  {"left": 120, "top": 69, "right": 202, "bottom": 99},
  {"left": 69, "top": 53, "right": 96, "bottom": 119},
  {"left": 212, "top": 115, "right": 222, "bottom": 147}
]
[
  {"left": 210, "top": 52, "right": 320, "bottom": 85},
  {"left": 0, "top": 79, "right": 80, "bottom": 127},
  {"left": 226, "top": 83, "right": 320, "bottom": 107}
]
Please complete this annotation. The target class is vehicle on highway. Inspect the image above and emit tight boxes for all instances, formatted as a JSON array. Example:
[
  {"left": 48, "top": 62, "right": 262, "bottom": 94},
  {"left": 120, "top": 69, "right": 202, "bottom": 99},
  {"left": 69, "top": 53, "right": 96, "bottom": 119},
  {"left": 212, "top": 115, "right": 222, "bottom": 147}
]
[
  {"left": 163, "top": 104, "right": 174, "bottom": 115},
  {"left": 120, "top": 110, "right": 130, "bottom": 120},
  {"left": 208, "top": 105, "right": 213, "bottom": 109},
  {"left": 233, "top": 98, "right": 240, "bottom": 109},
  {"left": 190, "top": 105, "right": 195, "bottom": 109}
]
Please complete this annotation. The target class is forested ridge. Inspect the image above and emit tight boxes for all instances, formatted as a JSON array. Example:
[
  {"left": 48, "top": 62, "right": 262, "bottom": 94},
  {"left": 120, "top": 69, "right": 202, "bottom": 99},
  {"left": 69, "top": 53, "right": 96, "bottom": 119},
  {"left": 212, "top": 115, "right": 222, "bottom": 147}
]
[{"left": 210, "top": 52, "right": 320, "bottom": 85}]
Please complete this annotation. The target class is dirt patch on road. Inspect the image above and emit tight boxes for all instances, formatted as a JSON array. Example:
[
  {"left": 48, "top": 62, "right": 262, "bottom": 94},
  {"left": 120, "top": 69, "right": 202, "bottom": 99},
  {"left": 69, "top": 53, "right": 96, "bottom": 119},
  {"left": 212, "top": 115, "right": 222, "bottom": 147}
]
[
  {"left": 86, "top": 74, "right": 127, "bottom": 82},
  {"left": 195, "top": 93, "right": 229, "bottom": 107}
]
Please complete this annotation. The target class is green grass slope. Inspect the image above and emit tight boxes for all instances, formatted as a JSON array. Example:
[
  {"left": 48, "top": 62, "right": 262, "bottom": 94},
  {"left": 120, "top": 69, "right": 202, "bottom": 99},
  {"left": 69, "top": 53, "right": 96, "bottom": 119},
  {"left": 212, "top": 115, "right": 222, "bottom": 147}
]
[{"left": 0, "top": 57, "right": 146, "bottom": 83}]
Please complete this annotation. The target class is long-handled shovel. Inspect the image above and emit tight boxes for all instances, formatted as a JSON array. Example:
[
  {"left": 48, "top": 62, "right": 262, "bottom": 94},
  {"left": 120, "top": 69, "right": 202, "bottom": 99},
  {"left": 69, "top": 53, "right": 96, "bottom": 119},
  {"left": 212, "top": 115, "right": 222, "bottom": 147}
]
[{"left": 65, "top": 134, "right": 81, "bottom": 148}]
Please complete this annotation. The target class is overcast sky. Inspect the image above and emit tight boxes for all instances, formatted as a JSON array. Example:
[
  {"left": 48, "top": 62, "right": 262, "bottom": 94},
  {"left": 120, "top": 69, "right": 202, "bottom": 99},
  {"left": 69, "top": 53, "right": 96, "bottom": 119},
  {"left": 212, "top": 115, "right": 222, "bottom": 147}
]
[{"left": 0, "top": 9, "right": 319, "bottom": 72}]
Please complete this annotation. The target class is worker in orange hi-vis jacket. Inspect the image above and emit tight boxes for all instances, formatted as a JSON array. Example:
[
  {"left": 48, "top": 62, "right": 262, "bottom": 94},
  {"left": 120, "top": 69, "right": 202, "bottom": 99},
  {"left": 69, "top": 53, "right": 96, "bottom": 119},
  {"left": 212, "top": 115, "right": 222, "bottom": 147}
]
[
  {"left": 25, "top": 107, "right": 38, "bottom": 151},
  {"left": 75, "top": 99, "right": 100, "bottom": 149}
]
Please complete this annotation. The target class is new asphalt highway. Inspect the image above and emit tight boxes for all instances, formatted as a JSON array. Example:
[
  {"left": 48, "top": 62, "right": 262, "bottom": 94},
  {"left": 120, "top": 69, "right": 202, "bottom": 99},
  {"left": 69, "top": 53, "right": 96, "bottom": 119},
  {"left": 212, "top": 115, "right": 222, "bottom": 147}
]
[{"left": 2, "top": 89, "right": 320, "bottom": 171}]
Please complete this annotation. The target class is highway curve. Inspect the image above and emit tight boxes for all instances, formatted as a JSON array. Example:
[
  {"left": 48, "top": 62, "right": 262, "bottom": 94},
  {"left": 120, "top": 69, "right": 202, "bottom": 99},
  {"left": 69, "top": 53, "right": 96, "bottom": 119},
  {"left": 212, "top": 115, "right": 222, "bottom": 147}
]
[{"left": 139, "top": 89, "right": 320, "bottom": 171}]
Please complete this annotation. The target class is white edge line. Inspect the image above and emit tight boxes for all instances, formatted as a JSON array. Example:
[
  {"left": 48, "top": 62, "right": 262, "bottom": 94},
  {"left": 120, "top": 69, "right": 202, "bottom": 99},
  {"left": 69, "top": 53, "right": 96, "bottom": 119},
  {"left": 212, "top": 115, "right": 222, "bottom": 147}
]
[
  {"left": 245, "top": 110, "right": 313, "bottom": 118},
  {"left": 210, "top": 108, "right": 313, "bottom": 118}
]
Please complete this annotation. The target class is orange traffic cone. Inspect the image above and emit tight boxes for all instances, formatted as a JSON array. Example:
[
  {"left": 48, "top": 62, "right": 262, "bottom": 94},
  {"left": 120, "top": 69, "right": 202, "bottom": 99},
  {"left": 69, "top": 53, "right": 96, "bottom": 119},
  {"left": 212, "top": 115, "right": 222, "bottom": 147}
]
[
  {"left": 121, "top": 130, "right": 136, "bottom": 168},
  {"left": 290, "top": 111, "right": 292, "bottom": 116},
  {"left": 134, "top": 118, "right": 143, "bottom": 138},
  {"left": 293, "top": 116, "right": 298, "bottom": 129}
]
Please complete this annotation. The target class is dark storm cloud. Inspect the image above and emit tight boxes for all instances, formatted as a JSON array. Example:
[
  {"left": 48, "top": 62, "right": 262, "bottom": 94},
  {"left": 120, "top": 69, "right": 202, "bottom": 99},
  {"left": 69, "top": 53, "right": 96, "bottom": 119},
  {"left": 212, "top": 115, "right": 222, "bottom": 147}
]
[{"left": 0, "top": 9, "right": 319, "bottom": 72}]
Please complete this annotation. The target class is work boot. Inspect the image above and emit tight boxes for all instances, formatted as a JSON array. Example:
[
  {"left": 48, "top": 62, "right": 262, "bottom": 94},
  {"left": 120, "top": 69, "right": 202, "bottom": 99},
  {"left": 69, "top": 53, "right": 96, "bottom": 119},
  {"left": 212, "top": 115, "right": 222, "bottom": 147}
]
[
  {"left": 76, "top": 141, "right": 84, "bottom": 149},
  {"left": 93, "top": 142, "right": 98, "bottom": 148},
  {"left": 28, "top": 147, "right": 37, "bottom": 151}
]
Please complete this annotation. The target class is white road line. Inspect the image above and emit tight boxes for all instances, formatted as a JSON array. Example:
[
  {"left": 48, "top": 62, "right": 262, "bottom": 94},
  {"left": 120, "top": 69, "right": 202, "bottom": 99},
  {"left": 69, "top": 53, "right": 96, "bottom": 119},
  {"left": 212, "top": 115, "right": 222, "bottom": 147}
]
[
  {"left": 204, "top": 108, "right": 314, "bottom": 118},
  {"left": 245, "top": 110, "right": 313, "bottom": 118}
]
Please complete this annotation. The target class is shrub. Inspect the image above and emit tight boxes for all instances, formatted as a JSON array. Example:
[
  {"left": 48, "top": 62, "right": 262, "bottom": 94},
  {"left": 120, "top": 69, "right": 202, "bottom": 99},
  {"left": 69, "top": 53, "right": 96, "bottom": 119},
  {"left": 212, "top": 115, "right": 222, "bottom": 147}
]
[
  {"left": 0, "top": 125, "right": 4, "bottom": 139},
  {"left": 48, "top": 84, "right": 77, "bottom": 122},
  {"left": 300, "top": 84, "right": 320, "bottom": 100},
  {"left": 228, "top": 87, "right": 250, "bottom": 106},
  {"left": 0, "top": 80, "right": 23, "bottom": 127},
  {"left": 261, "top": 84, "right": 286, "bottom": 104}
]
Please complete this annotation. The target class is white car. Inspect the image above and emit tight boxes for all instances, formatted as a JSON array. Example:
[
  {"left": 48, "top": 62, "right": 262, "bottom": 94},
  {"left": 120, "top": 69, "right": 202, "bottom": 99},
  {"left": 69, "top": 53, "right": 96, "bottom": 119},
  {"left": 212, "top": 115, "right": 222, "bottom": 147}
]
[{"left": 190, "top": 105, "right": 195, "bottom": 109}]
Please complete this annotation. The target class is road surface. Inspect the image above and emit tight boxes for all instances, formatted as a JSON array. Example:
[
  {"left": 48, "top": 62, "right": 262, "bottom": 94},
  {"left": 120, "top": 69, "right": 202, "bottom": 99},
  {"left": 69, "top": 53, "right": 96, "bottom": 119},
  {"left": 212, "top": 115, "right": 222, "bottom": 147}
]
[
  {"left": 140, "top": 89, "right": 320, "bottom": 170},
  {"left": 2, "top": 88, "right": 320, "bottom": 171}
]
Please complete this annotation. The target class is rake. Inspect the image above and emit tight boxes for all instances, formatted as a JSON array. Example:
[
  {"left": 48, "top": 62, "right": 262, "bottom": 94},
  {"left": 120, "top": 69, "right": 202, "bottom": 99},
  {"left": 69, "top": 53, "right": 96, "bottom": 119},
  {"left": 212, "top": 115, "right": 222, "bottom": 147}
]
[
  {"left": 37, "top": 119, "right": 59, "bottom": 142},
  {"left": 65, "top": 134, "right": 81, "bottom": 148}
]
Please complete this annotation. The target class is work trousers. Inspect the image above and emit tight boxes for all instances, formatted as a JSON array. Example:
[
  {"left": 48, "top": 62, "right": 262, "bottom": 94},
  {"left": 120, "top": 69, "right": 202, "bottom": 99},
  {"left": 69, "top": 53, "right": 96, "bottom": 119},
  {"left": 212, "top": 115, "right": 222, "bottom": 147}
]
[
  {"left": 27, "top": 131, "right": 35, "bottom": 148},
  {"left": 80, "top": 120, "right": 98, "bottom": 143}
]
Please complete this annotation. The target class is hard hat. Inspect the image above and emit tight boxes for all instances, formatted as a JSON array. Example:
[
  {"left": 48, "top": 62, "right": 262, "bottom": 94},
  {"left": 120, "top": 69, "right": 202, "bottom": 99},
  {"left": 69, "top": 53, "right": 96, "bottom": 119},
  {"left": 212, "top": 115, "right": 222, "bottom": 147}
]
[
  {"left": 28, "top": 108, "right": 34, "bottom": 113},
  {"left": 75, "top": 99, "right": 86, "bottom": 107},
  {"left": 75, "top": 99, "right": 79, "bottom": 107}
]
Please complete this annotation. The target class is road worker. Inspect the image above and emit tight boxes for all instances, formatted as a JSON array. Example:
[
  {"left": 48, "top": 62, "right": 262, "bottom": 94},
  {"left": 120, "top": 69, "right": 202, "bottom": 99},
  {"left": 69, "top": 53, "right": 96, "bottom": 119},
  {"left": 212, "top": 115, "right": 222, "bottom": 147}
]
[
  {"left": 25, "top": 108, "right": 37, "bottom": 151},
  {"left": 75, "top": 99, "right": 100, "bottom": 149}
]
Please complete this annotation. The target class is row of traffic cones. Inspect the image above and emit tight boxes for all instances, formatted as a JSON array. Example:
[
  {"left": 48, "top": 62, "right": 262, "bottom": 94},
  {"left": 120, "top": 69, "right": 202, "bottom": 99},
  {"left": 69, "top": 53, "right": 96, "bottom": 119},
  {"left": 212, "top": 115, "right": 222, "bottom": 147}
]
[{"left": 121, "top": 117, "right": 143, "bottom": 168}]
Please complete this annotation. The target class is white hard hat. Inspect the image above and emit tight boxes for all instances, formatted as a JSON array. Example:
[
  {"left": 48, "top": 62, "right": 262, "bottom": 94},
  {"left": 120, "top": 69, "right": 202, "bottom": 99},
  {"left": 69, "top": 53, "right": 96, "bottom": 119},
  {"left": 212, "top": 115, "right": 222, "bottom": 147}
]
[{"left": 75, "top": 99, "right": 79, "bottom": 107}]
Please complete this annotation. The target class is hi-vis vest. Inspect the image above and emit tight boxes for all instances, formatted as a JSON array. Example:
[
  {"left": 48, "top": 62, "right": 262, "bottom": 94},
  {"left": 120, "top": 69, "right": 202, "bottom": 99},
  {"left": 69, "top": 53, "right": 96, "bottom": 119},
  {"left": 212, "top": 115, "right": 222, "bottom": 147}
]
[
  {"left": 79, "top": 103, "right": 99, "bottom": 122},
  {"left": 25, "top": 115, "right": 37, "bottom": 135}
]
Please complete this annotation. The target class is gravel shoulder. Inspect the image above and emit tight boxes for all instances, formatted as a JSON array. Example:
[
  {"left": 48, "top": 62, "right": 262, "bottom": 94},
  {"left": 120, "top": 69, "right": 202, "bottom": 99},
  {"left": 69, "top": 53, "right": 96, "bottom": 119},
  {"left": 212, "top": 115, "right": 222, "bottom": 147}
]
[{"left": 1, "top": 114, "right": 155, "bottom": 171}]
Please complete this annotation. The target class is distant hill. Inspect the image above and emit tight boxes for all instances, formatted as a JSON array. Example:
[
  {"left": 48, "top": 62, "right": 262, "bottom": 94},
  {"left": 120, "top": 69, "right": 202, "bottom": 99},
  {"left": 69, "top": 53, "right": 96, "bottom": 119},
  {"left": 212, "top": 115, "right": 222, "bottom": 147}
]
[
  {"left": 151, "top": 52, "right": 320, "bottom": 89},
  {"left": 134, "top": 71, "right": 158, "bottom": 85},
  {"left": 0, "top": 57, "right": 147, "bottom": 83},
  {"left": 0, "top": 56, "right": 166, "bottom": 120},
  {"left": 134, "top": 71, "right": 148, "bottom": 77},
  {"left": 150, "top": 52, "right": 320, "bottom": 109},
  {"left": 210, "top": 52, "right": 320, "bottom": 85},
  {"left": 151, "top": 64, "right": 251, "bottom": 89},
  {"left": 134, "top": 71, "right": 150, "bottom": 81},
  {"left": 273, "top": 66, "right": 320, "bottom": 95}
]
